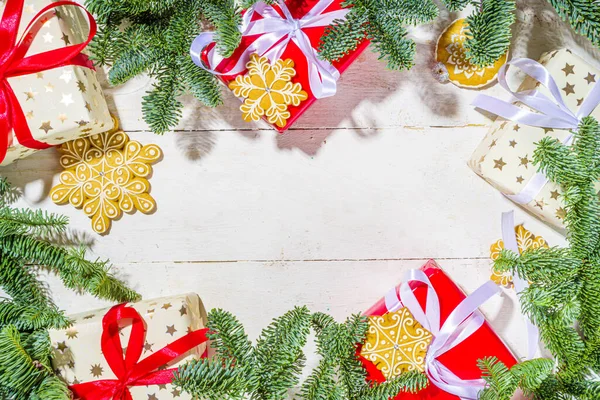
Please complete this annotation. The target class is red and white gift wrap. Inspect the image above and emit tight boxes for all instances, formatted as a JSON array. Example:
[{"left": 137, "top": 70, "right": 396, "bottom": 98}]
[
  {"left": 360, "top": 260, "right": 518, "bottom": 400},
  {"left": 190, "top": 0, "right": 369, "bottom": 132}
]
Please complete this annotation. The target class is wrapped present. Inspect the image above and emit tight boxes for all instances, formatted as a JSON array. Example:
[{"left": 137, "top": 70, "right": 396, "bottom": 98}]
[
  {"left": 190, "top": 0, "right": 369, "bottom": 132},
  {"left": 0, "top": 0, "right": 113, "bottom": 166},
  {"left": 49, "top": 294, "right": 209, "bottom": 400},
  {"left": 359, "top": 260, "right": 518, "bottom": 399},
  {"left": 469, "top": 49, "right": 600, "bottom": 230}
]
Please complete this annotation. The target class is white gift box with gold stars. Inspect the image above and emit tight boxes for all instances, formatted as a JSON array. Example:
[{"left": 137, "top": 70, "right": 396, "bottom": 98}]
[
  {"left": 469, "top": 49, "right": 600, "bottom": 230},
  {"left": 49, "top": 294, "right": 208, "bottom": 400},
  {"left": 0, "top": 0, "right": 113, "bottom": 166}
]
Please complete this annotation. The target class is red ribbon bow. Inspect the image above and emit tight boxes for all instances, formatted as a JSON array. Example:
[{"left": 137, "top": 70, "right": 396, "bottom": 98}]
[
  {"left": 69, "top": 304, "right": 209, "bottom": 400},
  {"left": 0, "top": 0, "right": 97, "bottom": 163}
]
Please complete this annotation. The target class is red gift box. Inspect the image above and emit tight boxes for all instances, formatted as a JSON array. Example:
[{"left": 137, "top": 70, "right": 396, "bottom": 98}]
[
  {"left": 194, "top": 0, "right": 369, "bottom": 132},
  {"left": 360, "top": 260, "right": 518, "bottom": 399}
]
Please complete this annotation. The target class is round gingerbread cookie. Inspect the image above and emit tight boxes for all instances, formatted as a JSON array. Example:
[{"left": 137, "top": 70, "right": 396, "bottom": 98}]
[{"left": 436, "top": 18, "right": 508, "bottom": 89}]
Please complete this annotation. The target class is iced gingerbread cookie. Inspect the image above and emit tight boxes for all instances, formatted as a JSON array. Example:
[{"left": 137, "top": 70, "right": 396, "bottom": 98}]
[
  {"left": 360, "top": 307, "right": 433, "bottom": 379},
  {"left": 50, "top": 121, "right": 162, "bottom": 234},
  {"left": 229, "top": 54, "right": 308, "bottom": 128}
]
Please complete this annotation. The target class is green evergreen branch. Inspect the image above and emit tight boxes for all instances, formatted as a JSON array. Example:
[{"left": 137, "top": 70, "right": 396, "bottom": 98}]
[
  {"left": 0, "top": 178, "right": 137, "bottom": 398},
  {"left": 85, "top": 0, "right": 226, "bottom": 134},
  {"left": 547, "top": 0, "right": 600, "bottom": 47},
  {"left": 202, "top": 0, "right": 242, "bottom": 57},
  {"left": 464, "top": 0, "right": 515, "bottom": 67},
  {"left": 176, "top": 308, "right": 428, "bottom": 400},
  {"left": 0, "top": 325, "right": 52, "bottom": 396},
  {"left": 488, "top": 116, "right": 600, "bottom": 397}
]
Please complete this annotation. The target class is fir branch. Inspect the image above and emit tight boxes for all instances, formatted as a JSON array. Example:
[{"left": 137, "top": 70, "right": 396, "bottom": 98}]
[
  {"left": 180, "top": 56, "right": 223, "bottom": 107},
  {"left": 206, "top": 309, "right": 253, "bottom": 365},
  {"left": 464, "top": 0, "right": 515, "bottom": 67},
  {"left": 202, "top": 0, "right": 242, "bottom": 57},
  {"left": 29, "top": 375, "right": 71, "bottom": 400},
  {"left": 253, "top": 306, "right": 311, "bottom": 399},
  {"left": 359, "top": 371, "right": 429, "bottom": 399},
  {"left": 0, "top": 302, "right": 71, "bottom": 331},
  {"left": 319, "top": 0, "right": 438, "bottom": 71},
  {"left": 440, "top": 0, "right": 472, "bottom": 11},
  {"left": 547, "top": 0, "right": 600, "bottom": 47},
  {"left": 142, "top": 66, "right": 185, "bottom": 134},
  {"left": 488, "top": 116, "right": 600, "bottom": 397},
  {"left": 173, "top": 358, "right": 248, "bottom": 400},
  {"left": 318, "top": 9, "right": 370, "bottom": 63},
  {"left": 85, "top": 0, "right": 227, "bottom": 134},
  {"left": 0, "top": 325, "right": 50, "bottom": 396}
]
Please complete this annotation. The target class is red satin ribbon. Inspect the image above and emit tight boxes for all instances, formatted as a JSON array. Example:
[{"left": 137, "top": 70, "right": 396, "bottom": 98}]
[
  {"left": 0, "top": 0, "right": 97, "bottom": 163},
  {"left": 69, "top": 304, "right": 209, "bottom": 400}
]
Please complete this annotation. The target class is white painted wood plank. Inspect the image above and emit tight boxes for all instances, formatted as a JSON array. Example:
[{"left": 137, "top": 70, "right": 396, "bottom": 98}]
[
  {"left": 99, "top": 0, "right": 600, "bottom": 132},
  {"left": 0, "top": 127, "right": 567, "bottom": 263},
  {"left": 44, "top": 259, "right": 531, "bottom": 374}
]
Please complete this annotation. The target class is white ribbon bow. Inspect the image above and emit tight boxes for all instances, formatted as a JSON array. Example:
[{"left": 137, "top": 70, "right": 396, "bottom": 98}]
[
  {"left": 472, "top": 57, "right": 600, "bottom": 204},
  {"left": 189, "top": 0, "right": 348, "bottom": 99},
  {"left": 384, "top": 269, "right": 501, "bottom": 399}
]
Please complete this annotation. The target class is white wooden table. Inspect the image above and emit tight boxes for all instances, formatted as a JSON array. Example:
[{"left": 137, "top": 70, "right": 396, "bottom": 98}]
[{"left": 2, "top": 0, "right": 599, "bottom": 386}]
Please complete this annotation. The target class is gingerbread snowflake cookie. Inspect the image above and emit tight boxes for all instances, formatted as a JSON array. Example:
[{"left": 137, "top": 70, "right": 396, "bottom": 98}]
[
  {"left": 229, "top": 54, "right": 308, "bottom": 128},
  {"left": 361, "top": 307, "right": 433, "bottom": 378},
  {"left": 50, "top": 122, "right": 162, "bottom": 234}
]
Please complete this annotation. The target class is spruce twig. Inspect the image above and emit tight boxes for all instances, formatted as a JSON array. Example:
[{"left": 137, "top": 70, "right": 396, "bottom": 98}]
[{"left": 0, "top": 177, "right": 138, "bottom": 399}]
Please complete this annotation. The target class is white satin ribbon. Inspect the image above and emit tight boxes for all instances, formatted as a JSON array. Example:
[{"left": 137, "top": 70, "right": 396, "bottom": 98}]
[
  {"left": 384, "top": 269, "right": 501, "bottom": 399},
  {"left": 189, "top": 0, "right": 347, "bottom": 99},
  {"left": 472, "top": 58, "right": 600, "bottom": 204},
  {"left": 501, "top": 211, "right": 540, "bottom": 360}
]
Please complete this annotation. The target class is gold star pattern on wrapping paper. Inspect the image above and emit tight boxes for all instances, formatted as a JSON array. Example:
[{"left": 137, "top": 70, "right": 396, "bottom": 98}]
[
  {"left": 519, "top": 155, "right": 530, "bottom": 168},
  {"left": 543, "top": 128, "right": 554, "bottom": 134},
  {"left": 516, "top": 176, "right": 524, "bottom": 184},
  {"left": 83, "top": 314, "right": 95, "bottom": 320},
  {"left": 158, "top": 384, "right": 167, "bottom": 390},
  {"left": 77, "top": 80, "right": 86, "bottom": 93},
  {"left": 171, "top": 388, "right": 181, "bottom": 397},
  {"left": 49, "top": 126, "right": 162, "bottom": 234},
  {"left": 556, "top": 207, "right": 567, "bottom": 220},
  {"left": 144, "top": 341, "right": 154, "bottom": 353},
  {"left": 584, "top": 72, "right": 596, "bottom": 84},
  {"left": 550, "top": 190, "right": 560, "bottom": 200},
  {"left": 90, "top": 364, "right": 103, "bottom": 378},
  {"left": 24, "top": 88, "right": 37, "bottom": 101},
  {"left": 229, "top": 54, "right": 308, "bottom": 128},
  {"left": 179, "top": 305, "right": 187, "bottom": 316},
  {"left": 535, "top": 198, "right": 547, "bottom": 210},
  {"left": 162, "top": 303, "right": 172, "bottom": 310},
  {"left": 577, "top": 97, "right": 584, "bottom": 106},
  {"left": 562, "top": 63, "right": 575, "bottom": 76},
  {"left": 65, "top": 329, "right": 78, "bottom": 339},
  {"left": 509, "top": 140, "right": 517, "bottom": 148},
  {"left": 147, "top": 394, "right": 158, "bottom": 400},
  {"left": 39, "top": 121, "right": 53, "bottom": 133},
  {"left": 166, "top": 325, "right": 177, "bottom": 336},
  {"left": 56, "top": 341, "right": 68, "bottom": 352},
  {"left": 513, "top": 124, "right": 520, "bottom": 131},
  {"left": 562, "top": 82, "right": 575, "bottom": 96},
  {"left": 494, "top": 158, "right": 506, "bottom": 171},
  {"left": 61, "top": 33, "right": 71, "bottom": 45},
  {"left": 490, "top": 225, "right": 548, "bottom": 287},
  {"left": 488, "top": 139, "right": 497, "bottom": 149},
  {"left": 360, "top": 308, "right": 432, "bottom": 379}
]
